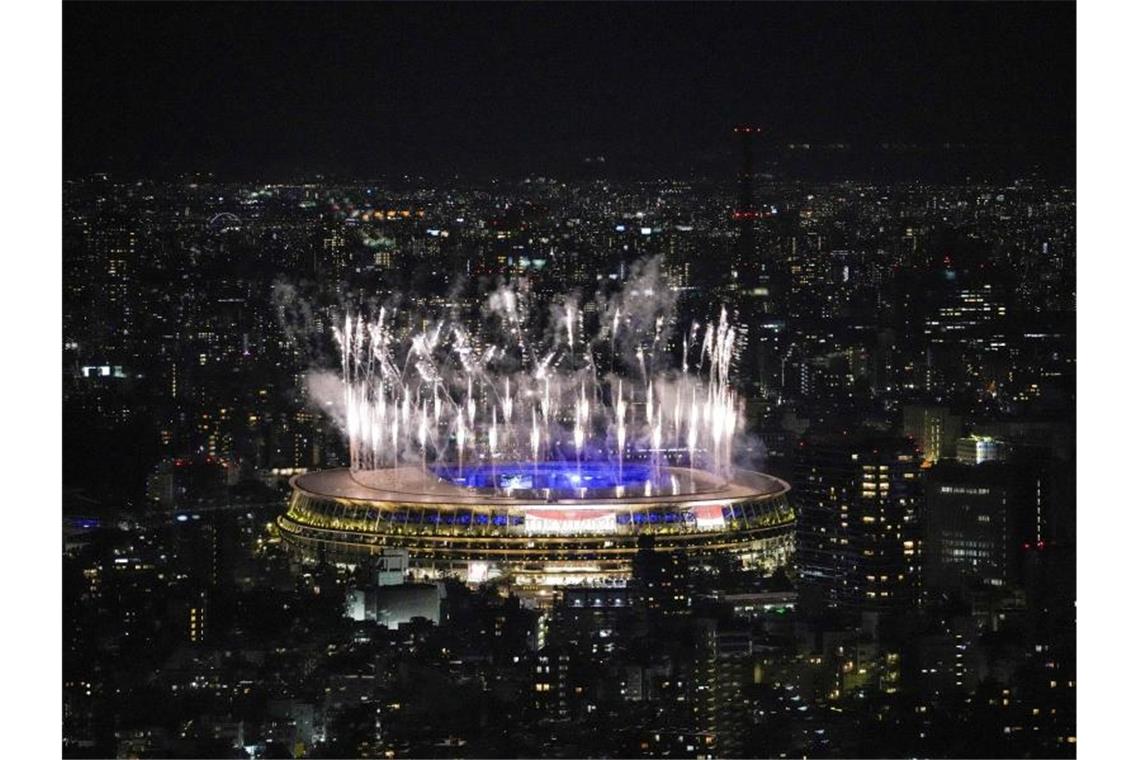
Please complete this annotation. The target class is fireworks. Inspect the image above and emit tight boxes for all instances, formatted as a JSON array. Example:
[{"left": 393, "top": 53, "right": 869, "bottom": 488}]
[{"left": 328, "top": 282, "right": 742, "bottom": 485}]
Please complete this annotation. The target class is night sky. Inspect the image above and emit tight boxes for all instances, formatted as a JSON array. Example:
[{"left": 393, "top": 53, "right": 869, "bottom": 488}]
[{"left": 64, "top": 2, "right": 1075, "bottom": 180}]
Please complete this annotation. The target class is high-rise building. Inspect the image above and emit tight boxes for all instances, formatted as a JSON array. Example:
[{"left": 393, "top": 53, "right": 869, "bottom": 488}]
[
  {"left": 632, "top": 535, "right": 691, "bottom": 618},
  {"left": 188, "top": 594, "right": 208, "bottom": 644},
  {"left": 534, "top": 647, "right": 571, "bottom": 719},
  {"left": 925, "top": 463, "right": 1013, "bottom": 590},
  {"left": 733, "top": 125, "right": 761, "bottom": 284},
  {"left": 923, "top": 282, "right": 1010, "bottom": 392},
  {"left": 730, "top": 125, "right": 787, "bottom": 399},
  {"left": 319, "top": 222, "right": 350, "bottom": 283},
  {"left": 691, "top": 619, "right": 753, "bottom": 757},
  {"left": 793, "top": 434, "right": 924, "bottom": 611},
  {"left": 87, "top": 221, "right": 138, "bottom": 357},
  {"left": 902, "top": 404, "right": 962, "bottom": 464}
]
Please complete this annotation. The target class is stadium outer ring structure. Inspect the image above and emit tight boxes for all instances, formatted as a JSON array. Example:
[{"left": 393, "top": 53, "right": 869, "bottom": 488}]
[{"left": 278, "top": 465, "right": 794, "bottom": 586}]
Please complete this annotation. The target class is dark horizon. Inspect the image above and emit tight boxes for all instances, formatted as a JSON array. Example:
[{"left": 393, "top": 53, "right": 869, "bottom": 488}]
[{"left": 64, "top": 2, "right": 1075, "bottom": 182}]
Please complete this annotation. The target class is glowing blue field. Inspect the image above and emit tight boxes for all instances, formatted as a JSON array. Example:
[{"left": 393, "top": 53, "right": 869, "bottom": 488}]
[{"left": 432, "top": 461, "right": 658, "bottom": 495}]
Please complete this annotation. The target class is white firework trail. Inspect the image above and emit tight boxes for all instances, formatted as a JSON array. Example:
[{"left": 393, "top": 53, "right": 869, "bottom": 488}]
[{"left": 324, "top": 282, "right": 743, "bottom": 483}]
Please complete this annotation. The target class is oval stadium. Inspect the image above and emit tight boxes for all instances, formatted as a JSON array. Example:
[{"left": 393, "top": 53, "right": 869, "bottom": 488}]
[{"left": 278, "top": 462, "right": 794, "bottom": 587}]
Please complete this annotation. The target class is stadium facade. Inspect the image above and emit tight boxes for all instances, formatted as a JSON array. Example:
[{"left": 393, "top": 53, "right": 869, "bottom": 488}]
[{"left": 278, "top": 463, "right": 794, "bottom": 587}]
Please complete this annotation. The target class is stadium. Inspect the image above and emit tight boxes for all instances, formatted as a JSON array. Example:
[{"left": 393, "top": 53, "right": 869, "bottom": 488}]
[
  {"left": 279, "top": 297, "right": 796, "bottom": 587},
  {"left": 278, "top": 461, "right": 794, "bottom": 587}
]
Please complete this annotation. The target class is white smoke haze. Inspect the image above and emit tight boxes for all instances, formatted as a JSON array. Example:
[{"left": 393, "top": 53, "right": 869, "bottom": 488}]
[
  {"left": 291, "top": 256, "right": 761, "bottom": 479},
  {"left": 304, "top": 370, "right": 346, "bottom": 429},
  {"left": 272, "top": 280, "right": 319, "bottom": 360}
]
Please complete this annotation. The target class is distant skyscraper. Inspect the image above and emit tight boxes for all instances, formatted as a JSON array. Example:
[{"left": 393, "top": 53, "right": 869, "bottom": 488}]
[
  {"left": 84, "top": 221, "right": 138, "bottom": 358},
  {"left": 732, "top": 125, "right": 785, "bottom": 397},
  {"left": 732, "top": 124, "right": 766, "bottom": 293}
]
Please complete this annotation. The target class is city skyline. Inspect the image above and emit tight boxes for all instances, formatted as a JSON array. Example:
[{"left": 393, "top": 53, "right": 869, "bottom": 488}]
[
  {"left": 59, "top": 3, "right": 1079, "bottom": 759},
  {"left": 62, "top": 166, "right": 1077, "bottom": 759}
]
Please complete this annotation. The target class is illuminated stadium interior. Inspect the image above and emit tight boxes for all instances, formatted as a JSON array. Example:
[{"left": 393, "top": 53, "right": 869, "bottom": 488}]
[{"left": 431, "top": 460, "right": 712, "bottom": 498}]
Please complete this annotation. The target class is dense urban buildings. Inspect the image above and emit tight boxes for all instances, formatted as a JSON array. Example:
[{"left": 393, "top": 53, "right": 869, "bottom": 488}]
[
  {"left": 57, "top": 3, "right": 1084, "bottom": 757},
  {"left": 63, "top": 167, "right": 1075, "bottom": 758}
]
